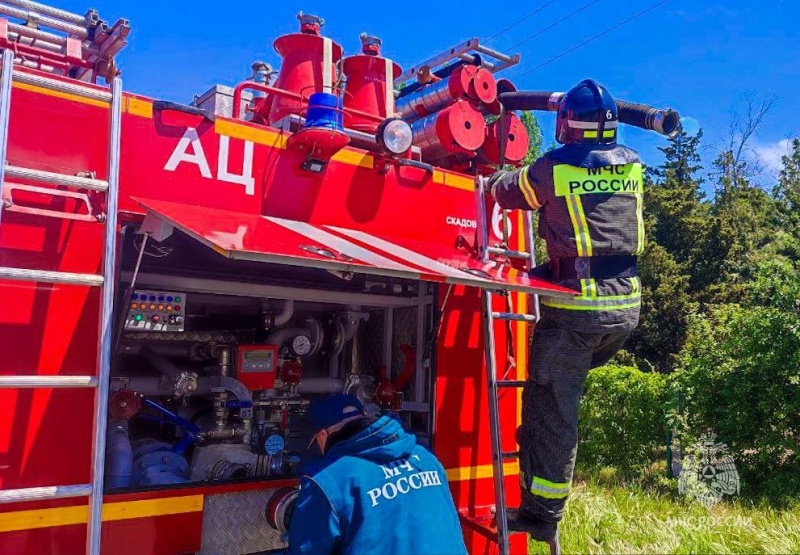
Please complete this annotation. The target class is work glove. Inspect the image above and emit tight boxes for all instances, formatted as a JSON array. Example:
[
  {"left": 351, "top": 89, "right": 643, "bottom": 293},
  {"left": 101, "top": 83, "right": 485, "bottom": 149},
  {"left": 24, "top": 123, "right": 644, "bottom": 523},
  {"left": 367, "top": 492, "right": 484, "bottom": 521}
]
[{"left": 482, "top": 170, "right": 512, "bottom": 199}]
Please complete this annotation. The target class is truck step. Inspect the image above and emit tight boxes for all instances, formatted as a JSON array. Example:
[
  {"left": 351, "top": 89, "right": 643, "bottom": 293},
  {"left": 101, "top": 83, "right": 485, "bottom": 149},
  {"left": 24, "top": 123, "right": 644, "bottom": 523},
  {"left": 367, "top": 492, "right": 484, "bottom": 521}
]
[
  {"left": 492, "top": 311, "right": 536, "bottom": 322},
  {"left": 498, "top": 380, "right": 526, "bottom": 388},
  {"left": 5, "top": 165, "right": 109, "bottom": 192},
  {"left": 487, "top": 246, "right": 531, "bottom": 260}
]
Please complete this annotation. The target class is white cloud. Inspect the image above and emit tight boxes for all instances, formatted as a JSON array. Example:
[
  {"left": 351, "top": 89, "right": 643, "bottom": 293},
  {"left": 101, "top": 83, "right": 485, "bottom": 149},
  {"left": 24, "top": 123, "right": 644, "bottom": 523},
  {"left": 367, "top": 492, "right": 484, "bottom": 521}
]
[
  {"left": 680, "top": 116, "right": 701, "bottom": 137},
  {"left": 753, "top": 139, "right": 793, "bottom": 177}
]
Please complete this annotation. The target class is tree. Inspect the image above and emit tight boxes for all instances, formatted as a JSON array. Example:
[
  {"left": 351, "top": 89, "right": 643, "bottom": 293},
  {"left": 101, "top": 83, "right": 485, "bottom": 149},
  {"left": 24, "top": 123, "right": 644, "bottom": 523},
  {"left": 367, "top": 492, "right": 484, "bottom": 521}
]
[
  {"left": 774, "top": 138, "right": 800, "bottom": 231},
  {"left": 623, "top": 123, "right": 706, "bottom": 371},
  {"left": 692, "top": 93, "right": 781, "bottom": 304},
  {"left": 645, "top": 123, "right": 708, "bottom": 266}
]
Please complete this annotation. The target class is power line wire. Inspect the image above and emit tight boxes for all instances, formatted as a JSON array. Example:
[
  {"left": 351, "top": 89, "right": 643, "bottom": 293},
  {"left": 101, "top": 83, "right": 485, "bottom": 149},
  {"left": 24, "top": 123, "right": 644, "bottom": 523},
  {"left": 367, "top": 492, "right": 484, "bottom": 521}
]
[
  {"left": 484, "top": 0, "right": 563, "bottom": 44},
  {"left": 507, "top": 0, "right": 604, "bottom": 51},
  {"left": 515, "top": 0, "right": 673, "bottom": 79}
]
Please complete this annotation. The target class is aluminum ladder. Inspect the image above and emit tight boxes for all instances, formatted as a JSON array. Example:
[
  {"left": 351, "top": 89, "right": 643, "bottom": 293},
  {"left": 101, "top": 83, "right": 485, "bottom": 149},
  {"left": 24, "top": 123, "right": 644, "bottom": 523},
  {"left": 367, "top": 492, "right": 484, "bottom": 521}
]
[
  {"left": 474, "top": 176, "right": 559, "bottom": 555},
  {"left": 0, "top": 48, "right": 122, "bottom": 555}
]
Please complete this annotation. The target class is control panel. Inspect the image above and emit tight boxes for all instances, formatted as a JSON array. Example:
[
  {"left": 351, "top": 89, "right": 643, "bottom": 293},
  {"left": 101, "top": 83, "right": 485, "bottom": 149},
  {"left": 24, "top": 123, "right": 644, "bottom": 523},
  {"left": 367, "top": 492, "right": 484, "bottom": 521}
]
[
  {"left": 124, "top": 290, "right": 186, "bottom": 332},
  {"left": 237, "top": 345, "right": 278, "bottom": 390}
]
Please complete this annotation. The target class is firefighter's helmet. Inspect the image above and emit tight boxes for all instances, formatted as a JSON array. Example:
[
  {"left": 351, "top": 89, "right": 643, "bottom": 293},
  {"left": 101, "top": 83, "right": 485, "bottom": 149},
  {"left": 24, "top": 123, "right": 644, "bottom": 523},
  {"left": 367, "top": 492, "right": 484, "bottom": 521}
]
[{"left": 555, "top": 79, "right": 618, "bottom": 145}]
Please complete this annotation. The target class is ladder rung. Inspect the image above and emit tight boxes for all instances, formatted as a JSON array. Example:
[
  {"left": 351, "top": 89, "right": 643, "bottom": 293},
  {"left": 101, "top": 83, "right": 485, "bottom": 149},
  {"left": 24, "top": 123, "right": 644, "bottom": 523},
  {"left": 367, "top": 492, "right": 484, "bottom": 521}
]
[
  {"left": 487, "top": 246, "right": 531, "bottom": 260},
  {"left": 0, "top": 267, "right": 104, "bottom": 286},
  {"left": 498, "top": 380, "right": 526, "bottom": 388},
  {"left": 492, "top": 312, "right": 536, "bottom": 323},
  {"left": 0, "top": 484, "right": 92, "bottom": 504},
  {"left": 5, "top": 165, "right": 109, "bottom": 192},
  {"left": 501, "top": 451, "right": 519, "bottom": 460},
  {"left": 0, "top": 375, "right": 98, "bottom": 388},
  {"left": 11, "top": 70, "right": 112, "bottom": 103}
]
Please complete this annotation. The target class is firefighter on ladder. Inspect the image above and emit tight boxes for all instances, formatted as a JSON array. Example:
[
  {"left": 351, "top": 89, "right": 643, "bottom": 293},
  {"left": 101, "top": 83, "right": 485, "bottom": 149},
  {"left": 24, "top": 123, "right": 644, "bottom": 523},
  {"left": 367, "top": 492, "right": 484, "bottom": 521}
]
[{"left": 486, "top": 79, "right": 644, "bottom": 544}]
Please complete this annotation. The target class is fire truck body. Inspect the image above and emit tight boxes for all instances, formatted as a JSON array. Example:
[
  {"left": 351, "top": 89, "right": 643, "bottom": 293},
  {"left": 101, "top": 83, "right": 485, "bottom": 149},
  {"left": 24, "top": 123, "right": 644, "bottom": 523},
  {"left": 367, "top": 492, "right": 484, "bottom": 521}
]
[{"left": 0, "top": 4, "right": 581, "bottom": 554}]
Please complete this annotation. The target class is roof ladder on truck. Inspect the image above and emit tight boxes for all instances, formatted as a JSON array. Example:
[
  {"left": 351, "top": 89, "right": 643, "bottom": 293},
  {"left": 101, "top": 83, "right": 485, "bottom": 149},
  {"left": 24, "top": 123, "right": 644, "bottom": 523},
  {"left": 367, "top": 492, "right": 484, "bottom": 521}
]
[
  {"left": 473, "top": 176, "right": 560, "bottom": 555},
  {"left": 0, "top": 42, "right": 123, "bottom": 555}
]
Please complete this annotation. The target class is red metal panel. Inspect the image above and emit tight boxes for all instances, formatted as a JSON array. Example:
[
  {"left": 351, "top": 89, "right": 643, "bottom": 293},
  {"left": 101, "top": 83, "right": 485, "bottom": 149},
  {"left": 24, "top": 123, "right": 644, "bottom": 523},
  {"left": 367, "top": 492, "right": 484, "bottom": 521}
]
[
  {"left": 135, "top": 198, "right": 573, "bottom": 297},
  {"left": 0, "top": 203, "right": 103, "bottom": 491}
]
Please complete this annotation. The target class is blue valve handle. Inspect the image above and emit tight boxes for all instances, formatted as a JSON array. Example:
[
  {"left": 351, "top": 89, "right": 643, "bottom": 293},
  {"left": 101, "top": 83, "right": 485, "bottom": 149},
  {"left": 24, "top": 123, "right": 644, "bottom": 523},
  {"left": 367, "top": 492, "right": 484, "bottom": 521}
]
[{"left": 142, "top": 398, "right": 202, "bottom": 455}]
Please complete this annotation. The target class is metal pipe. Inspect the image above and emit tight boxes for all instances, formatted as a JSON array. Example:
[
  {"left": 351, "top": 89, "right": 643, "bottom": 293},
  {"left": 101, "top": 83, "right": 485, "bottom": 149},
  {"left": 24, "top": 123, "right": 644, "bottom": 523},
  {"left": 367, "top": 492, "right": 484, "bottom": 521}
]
[
  {"left": 0, "top": 3, "right": 88, "bottom": 39},
  {"left": 295, "top": 377, "right": 344, "bottom": 394},
  {"left": 203, "top": 427, "right": 248, "bottom": 440},
  {"left": 7, "top": 21, "right": 63, "bottom": 44},
  {"left": 272, "top": 299, "right": 294, "bottom": 327},
  {"left": 383, "top": 309, "right": 393, "bottom": 379},
  {"left": 7, "top": 22, "right": 101, "bottom": 55},
  {"left": 474, "top": 43, "right": 515, "bottom": 64},
  {"left": 87, "top": 77, "right": 122, "bottom": 555},
  {"left": 0, "top": 48, "right": 14, "bottom": 232},
  {"left": 0, "top": 0, "right": 90, "bottom": 26},
  {"left": 110, "top": 376, "right": 212, "bottom": 397},
  {"left": 475, "top": 176, "right": 490, "bottom": 263},
  {"left": 12, "top": 70, "right": 112, "bottom": 102},
  {"left": 415, "top": 288, "right": 427, "bottom": 402},
  {"left": 105, "top": 420, "right": 132, "bottom": 489},
  {"left": 232, "top": 81, "right": 383, "bottom": 123},
  {"left": 218, "top": 346, "right": 231, "bottom": 377},
  {"left": 525, "top": 212, "right": 541, "bottom": 323}
]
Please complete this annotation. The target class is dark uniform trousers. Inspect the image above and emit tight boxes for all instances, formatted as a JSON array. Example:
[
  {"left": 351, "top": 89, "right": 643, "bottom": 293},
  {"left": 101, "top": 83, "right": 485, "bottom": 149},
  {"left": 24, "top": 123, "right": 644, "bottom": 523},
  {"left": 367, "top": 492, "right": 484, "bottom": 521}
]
[{"left": 518, "top": 305, "right": 639, "bottom": 521}]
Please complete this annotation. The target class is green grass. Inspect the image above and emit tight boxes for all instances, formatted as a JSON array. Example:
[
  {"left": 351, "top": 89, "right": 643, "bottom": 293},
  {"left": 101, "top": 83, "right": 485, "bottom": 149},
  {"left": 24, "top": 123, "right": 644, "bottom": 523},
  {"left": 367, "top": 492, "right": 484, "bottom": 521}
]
[{"left": 528, "top": 475, "right": 800, "bottom": 554}]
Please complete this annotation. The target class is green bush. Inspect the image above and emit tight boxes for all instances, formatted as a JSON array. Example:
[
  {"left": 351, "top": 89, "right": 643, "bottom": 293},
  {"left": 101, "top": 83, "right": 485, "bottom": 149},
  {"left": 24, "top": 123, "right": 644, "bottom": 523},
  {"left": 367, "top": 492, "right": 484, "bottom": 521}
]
[
  {"left": 578, "top": 365, "right": 670, "bottom": 477},
  {"left": 673, "top": 300, "right": 800, "bottom": 502}
]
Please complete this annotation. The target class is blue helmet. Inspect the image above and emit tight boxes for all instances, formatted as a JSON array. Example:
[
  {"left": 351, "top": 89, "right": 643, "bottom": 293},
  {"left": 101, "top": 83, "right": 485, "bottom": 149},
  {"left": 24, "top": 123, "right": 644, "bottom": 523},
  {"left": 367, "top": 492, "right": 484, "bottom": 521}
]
[{"left": 555, "top": 79, "right": 618, "bottom": 146}]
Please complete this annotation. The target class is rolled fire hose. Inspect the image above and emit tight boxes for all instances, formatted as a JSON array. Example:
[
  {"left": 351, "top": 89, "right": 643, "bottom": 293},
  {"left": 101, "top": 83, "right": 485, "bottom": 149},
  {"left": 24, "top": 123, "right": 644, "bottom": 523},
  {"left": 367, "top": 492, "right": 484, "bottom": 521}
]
[{"left": 496, "top": 91, "right": 681, "bottom": 138}]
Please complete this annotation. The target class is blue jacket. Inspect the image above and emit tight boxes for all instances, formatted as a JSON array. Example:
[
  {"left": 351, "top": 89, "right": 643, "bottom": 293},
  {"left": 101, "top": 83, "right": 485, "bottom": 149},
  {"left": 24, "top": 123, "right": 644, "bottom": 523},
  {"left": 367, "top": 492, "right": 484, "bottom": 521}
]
[{"left": 287, "top": 415, "right": 467, "bottom": 555}]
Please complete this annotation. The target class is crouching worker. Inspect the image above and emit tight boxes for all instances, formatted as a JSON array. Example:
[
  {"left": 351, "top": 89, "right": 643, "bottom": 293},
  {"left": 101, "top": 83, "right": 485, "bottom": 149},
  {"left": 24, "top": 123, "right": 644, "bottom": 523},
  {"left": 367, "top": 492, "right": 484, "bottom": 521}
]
[{"left": 287, "top": 394, "right": 467, "bottom": 555}]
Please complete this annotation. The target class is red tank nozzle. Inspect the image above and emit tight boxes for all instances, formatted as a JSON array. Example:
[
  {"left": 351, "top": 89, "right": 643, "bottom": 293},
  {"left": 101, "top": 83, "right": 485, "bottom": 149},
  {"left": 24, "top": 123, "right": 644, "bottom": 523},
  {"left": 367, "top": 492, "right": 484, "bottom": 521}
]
[
  {"left": 359, "top": 33, "right": 382, "bottom": 56},
  {"left": 297, "top": 11, "right": 324, "bottom": 35}
]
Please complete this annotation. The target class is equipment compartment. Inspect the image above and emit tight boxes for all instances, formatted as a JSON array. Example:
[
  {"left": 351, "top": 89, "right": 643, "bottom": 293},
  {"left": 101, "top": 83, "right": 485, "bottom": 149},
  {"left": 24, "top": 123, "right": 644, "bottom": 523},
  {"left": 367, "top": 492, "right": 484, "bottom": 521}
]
[{"left": 104, "top": 225, "right": 437, "bottom": 491}]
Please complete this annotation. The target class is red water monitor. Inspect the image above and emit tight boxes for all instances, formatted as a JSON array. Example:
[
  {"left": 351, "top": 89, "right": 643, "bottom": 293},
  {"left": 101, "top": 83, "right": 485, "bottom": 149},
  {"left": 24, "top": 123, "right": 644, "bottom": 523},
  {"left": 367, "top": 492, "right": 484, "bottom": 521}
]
[{"left": 236, "top": 345, "right": 279, "bottom": 390}]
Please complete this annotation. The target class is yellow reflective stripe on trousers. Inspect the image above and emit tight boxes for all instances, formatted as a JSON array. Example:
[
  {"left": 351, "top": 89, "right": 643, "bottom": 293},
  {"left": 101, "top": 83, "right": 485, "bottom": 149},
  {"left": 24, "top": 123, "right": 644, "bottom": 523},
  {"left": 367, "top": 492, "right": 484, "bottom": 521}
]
[{"left": 530, "top": 476, "right": 571, "bottom": 500}]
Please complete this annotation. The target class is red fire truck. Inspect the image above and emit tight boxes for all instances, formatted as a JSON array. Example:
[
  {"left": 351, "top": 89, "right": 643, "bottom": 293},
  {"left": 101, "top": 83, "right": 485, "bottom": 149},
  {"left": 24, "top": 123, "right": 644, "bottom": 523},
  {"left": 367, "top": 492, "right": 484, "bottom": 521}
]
[{"left": 0, "top": 3, "right": 678, "bottom": 554}]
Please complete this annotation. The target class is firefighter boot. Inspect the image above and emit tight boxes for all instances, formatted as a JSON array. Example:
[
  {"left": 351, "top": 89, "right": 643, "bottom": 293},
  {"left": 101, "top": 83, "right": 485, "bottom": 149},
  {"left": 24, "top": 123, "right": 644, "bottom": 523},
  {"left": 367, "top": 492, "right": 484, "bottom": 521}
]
[
  {"left": 506, "top": 507, "right": 557, "bottom": 541},
  {"left": 507, "top": 508, "right": 561, "bottom": 554}
]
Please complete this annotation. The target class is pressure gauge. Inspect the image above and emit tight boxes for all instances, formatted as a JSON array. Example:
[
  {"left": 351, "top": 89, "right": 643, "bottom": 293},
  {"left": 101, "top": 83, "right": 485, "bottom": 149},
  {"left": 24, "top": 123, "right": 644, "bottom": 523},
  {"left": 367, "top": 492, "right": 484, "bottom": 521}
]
[
  {"left": 290, "top": 334, "right": 312, "bottom": 357},
  {"left": 264, "top": 434, "right": 286, "bottom": 456}
]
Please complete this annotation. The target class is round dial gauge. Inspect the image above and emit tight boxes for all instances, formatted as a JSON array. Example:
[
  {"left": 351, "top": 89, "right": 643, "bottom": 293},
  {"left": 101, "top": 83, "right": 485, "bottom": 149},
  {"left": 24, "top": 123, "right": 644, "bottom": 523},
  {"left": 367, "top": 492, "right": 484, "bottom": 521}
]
[
  {"left": 290, "top": 334, "right": 312, "bottom": 357},
  {"left": 264, "top": 434, "right": 285, "bottom": 455}
]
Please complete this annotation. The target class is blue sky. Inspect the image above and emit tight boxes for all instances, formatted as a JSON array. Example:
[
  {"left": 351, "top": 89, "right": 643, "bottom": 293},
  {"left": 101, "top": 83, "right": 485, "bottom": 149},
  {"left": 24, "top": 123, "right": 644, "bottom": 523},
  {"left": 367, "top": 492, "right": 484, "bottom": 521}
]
[{"left": 58, "top": 0, "right": 797, "bottom": 187}]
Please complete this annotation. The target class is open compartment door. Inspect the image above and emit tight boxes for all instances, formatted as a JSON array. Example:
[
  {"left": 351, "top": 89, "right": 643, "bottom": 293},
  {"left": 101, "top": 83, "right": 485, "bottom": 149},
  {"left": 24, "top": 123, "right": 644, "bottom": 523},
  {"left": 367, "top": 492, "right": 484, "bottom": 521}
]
[{"left": 133, "top": 198, "right": 577, "bottom": 298}]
